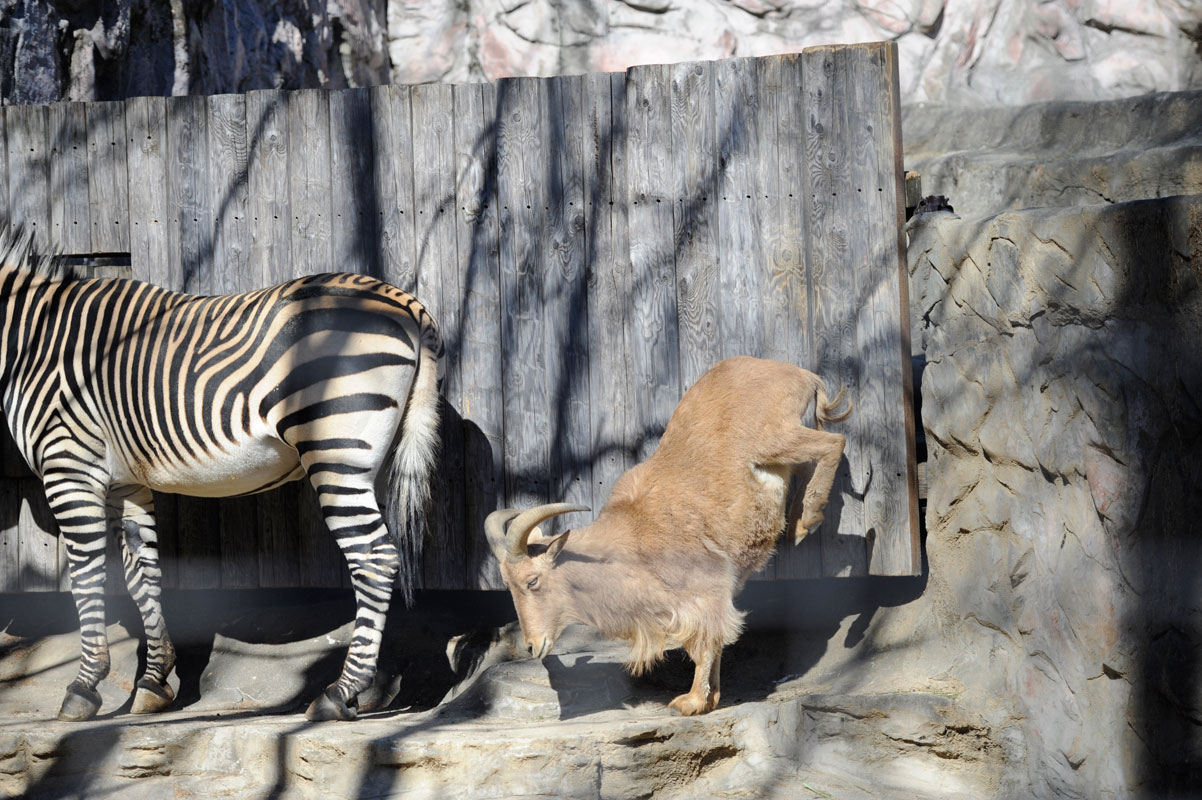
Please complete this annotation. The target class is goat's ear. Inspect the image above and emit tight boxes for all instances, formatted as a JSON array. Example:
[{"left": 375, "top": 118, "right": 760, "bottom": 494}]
[{"left": 545, "top": 530, "right": 571, "bottom": 562}]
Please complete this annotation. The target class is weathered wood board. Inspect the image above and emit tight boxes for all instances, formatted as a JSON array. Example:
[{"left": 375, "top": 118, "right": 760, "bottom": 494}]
[{"left": 0, "top": 43, "right": 919, "bottom": 593}]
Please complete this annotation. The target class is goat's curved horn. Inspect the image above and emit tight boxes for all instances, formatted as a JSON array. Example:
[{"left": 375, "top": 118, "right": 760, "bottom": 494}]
[{"left": 485, "top": 504, "right": 590, "bottom": 561}]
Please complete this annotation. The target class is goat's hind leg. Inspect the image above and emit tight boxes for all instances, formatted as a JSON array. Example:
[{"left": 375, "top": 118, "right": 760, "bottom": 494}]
[{"left": 111, "top": 486, "right": 177, "bottom": 714}]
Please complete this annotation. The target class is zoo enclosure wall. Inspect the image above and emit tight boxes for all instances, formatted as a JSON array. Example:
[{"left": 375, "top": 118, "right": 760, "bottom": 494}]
[{"left": 0, "top": 42, "right": 918, "bottom": 593}]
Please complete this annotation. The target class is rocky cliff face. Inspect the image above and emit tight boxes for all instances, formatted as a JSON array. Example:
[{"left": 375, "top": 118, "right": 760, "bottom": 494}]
[
  {"left": 901, "top": 94, "right": 1202, "bottom": 796},
  {"left": 2, "top": 0, "right": 1201, "bottom": 104}
]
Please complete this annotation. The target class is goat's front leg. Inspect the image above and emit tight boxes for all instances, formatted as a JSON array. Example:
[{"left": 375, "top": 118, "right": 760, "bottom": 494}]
[
  {"left": 669, "top": 644, "right": 722, "bottom": 716},
  {"left": 765, "top": 427, "right": 846, "bottom": 543}
]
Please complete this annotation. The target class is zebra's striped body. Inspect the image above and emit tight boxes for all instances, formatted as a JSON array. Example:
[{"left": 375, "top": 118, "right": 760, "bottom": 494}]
[{"left": 0, "top": 231, "right": 443, "bottom": 721}]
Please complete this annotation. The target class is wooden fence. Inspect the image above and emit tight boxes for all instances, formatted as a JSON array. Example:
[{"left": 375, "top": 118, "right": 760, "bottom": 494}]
[{"left": 0, "top": 42, "right": 918, "bottom": 593}]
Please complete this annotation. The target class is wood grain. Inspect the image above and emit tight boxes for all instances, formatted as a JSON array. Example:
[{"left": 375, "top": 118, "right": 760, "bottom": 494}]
[
  {"left": 125, "top": 96, "right": 171, "bottom": 286},
  {"left": 544, "top": 75, "right": 593, "bottom": 537},
  {"left": 802, "top": 46, "right": 868, "bottom": 577},
  {"left": 583, "top": 72, "right": 634, "bottom": 513},
  {"left": 496, "top": 77, "right": 552, "bottom": 510},
  {"left": 845, "top": 43, "right": 919, "bottom": 576},
  {"left": 86, "top": 101, "right": 129, "bottom": 253},
  {"left": 371, "top": 84, "right": 418, "bottom": 293},
  {"left": 411, "top": 81, "right": 465, "bottom": 588},
  {"left": 245, "top": 89, "right": 291, "bottom": 289},
  {"left": 453, "top": 81, "right": 507, "bottom": 588},
  {"left": 330, "top": 88, "right": 380, "bottom": 277},
  {"left": 288, "top": 90, "right": 333, "bottom": 275},
  {"left": 206, "top": 93, "right": 249, "bottom": 295},
  {"left": 47, "top": 102, "right": 91, "bottom": 253},
  {"left": 624, "top": 64, "right": 681, "bottom": 463},
  {"left": 671, "top": 61, "right": 721, "bottom": 391},
  {"left": 5, "top": 104, "right": 50, "bottom": 249},
  {"left": 756, "top": 54, "right": 823, "bottom": 580}
]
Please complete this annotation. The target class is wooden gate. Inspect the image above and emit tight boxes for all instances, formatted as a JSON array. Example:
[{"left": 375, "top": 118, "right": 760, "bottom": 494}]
[{"left": 0, "top": 41, "right": 918, "bottom": 592}]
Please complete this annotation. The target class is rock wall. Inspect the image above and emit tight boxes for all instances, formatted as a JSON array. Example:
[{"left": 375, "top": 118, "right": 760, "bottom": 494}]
[
  {"left": 907, "top": 195, "right": 1202, "bottom": 797},
  {"left": 394, "top": 0, "right": 1202, "bottom": 104},
  {"left": 3, "top": 0, "right": 1201, "bottom": 104},
  {"left": 0, "top": 0, "right": 389, "bottom": 103}
]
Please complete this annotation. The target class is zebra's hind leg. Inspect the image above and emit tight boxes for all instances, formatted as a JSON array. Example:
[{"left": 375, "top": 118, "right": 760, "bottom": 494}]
[
  {"left": 109, "top": 486, "right": 177, "bottom": 714},
  {"left": 51, "top": 474, "right": 112, "bottom": 721},
  {"left": 305, "top": 477, "right": 399, "bottom": 721}
]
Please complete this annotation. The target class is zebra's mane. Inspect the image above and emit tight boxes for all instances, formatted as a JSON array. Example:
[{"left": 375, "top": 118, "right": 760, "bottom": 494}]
[{"left": 0, "top": 225, "right": 82, "bottom": 282}]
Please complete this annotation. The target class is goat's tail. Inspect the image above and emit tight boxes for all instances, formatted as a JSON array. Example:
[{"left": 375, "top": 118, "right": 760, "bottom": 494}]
[
  {"left": 384, "top": 317, "right": 445, "bottom": 608},
  {"left": 814, "top": 380, "right": 853, "bottom": 430}
]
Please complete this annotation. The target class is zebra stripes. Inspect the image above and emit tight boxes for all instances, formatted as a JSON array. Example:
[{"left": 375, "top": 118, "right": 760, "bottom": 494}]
[{"left": 0, "top": 229, "right": 444, "bottom": 721}]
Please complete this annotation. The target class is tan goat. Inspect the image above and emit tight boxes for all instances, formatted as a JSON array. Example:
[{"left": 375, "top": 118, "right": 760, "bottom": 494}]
[{"left": 486, "top": 356, "right": 851, "bottom": 716}]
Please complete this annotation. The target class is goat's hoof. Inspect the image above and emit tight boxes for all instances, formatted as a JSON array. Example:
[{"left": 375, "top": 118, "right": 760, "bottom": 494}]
[
  {"left": 797, "top": 513, "right": 825, "bottom": 538},
  {"left": 131, "top": 677, "right": 175, "bottom": 714},
  {"left": 668, "top": 693, "right": 713, "bottom": 717},
  {"left": 58, "top": 682, "right": 102, "bottom": 722},
  {"left": 305, "top": 687, "right": 358, "bottom": 721}
]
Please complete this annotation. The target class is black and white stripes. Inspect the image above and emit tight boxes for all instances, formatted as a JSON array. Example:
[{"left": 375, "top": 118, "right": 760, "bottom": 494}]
[{"left": 0, "top": 229, "right": 443, "bottom": 721}]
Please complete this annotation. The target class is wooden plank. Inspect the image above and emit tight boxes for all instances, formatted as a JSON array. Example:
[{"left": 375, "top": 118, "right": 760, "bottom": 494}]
[
  {"left": 123, "top": 96, "right": 178, "bottom": 586},
  {"left": 165, "top": 94, "right": 212, "bottom": 294},
  {"left": 496, "top": 77, "right": 552, "bottom": 509},
  {"left": 163, "top": 94, "right": 219, "bottom": 586},
  {"left": 329, "top": 88, "right": 381, "bottom": 277},
  {"left": 625, "top": 64, "right": 681, "bottom": 463},
  {"left": 5, "top": 104, "right": 51, "bottom": 250},
  {"left": 176, "top": 496, "right": 221, "bottom": 590},
  {"left": 219, "top": 495, "right": 259, "bottom": 589},
  {"left": 18, "top": 479, "right": 58, "bottom": 591},
  {"left": 846, "top": 43, "right": 919, "bottom": 576},
  {"left": 125, "top": 96, "right": 172, "bottom": 285},
  {"left": 453, "top": 81, "right": 506, "bottom": 589},
  {"left": 714, "top": 57, "right": 764, "bottom": 362},
  {"left": 207, "top": 93, "right": 249, "bottom": 295},
  {"left": 411, "top": 81, "right": 464, "bottom": 588},
  {"left": 47, "top": 102, "right": 92, "bottom": 253},
  {"left": 86, "top": 100, "right": 129, "bottom": 253},
  {"left": 0, "top": 481, "right": 20, "bottom": 592},
  {"left": 670, "top": 60, "right": 721, "bottom": 391},
  {"left": 0, "top": 109, "right": 8, "bottom": 223},
  {"left": 287, "top": 89, "right": 333, "bottom": 275},
  {"left": 582, "top": 71, "right": 633, "bottom": 514},
  {"left": 371, "top": 84, "right": 418, "bottom": 293},
  {"left": 245, "top": 89, "right": 291, "bottom": 289},
  {"left": 258, "top": 485, "right": 301, "bottom": 588},
  {"left": 802, "top": 46, "right": 867, "bottom": 577},
  {"left": 149, "top": 491, "right": 179, "bottom": 590},
  {"left": 296, "top": 477, "right": 343, "bottom": 588},
  {"left": 755, "top": 54, "right": 822, "bottom": 580},
  {"left": 543, "top": 75, "right": 593, "bottom": 538}
]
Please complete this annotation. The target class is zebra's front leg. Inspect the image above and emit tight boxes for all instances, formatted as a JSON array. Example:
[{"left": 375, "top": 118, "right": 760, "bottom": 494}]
[
  {"left": 305, "top": 483, "right": 399, "bottom": 721},
  {"left": 51, "top": 474, "right": 113, "bottom": 722},
  {"left": 110, "top": 486, "right": 177, "bottom": 714}
]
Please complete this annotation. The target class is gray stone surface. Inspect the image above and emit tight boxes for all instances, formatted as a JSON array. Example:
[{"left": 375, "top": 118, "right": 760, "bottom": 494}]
[
  {"left": 908, "top": 193, "right": 1202, "bottom": 798},
  {"left": 903, "top": 91, "right": 1202, "bottom": 219},
  {"left": 0, "top": 606, "right": 1008, "bottom": 798},
  {"left": 3, "top": 1, "right": 1201, "bottom": 104}
]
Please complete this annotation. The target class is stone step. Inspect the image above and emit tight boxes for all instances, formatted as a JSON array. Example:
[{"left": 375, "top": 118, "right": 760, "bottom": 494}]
[
  {"left": 902, "top": 90, "right": 1202, "bottom": 218},
  {"left": 0, "top": 615, "right": 1009, "bottom": 799}
]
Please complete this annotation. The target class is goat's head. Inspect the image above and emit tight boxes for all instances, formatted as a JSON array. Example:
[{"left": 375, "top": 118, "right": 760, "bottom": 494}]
[{"left": 486, "top": 503, "right": 588, "bottom": 659}]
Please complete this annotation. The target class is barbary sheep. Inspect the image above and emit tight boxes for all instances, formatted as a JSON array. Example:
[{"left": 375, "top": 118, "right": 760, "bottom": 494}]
[{"left": 485, "top": 356, "right": 851, "bottom": 716}]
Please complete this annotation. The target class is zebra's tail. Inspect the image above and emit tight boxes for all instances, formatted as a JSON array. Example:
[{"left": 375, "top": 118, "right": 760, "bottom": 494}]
[{"left": 385, "top": 326, "right": 444, "bottom": 607}]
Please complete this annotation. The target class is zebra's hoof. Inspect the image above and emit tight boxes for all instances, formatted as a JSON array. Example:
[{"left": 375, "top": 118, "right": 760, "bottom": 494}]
[
  {"left": 58, "top": 683, "right": 102, "bottom": 722},
  {"left": 304, "top": 687, "right": 358, "bottom": 722},
  {"left": 131, "top": 677, "right": 175, "bottom": 714}
]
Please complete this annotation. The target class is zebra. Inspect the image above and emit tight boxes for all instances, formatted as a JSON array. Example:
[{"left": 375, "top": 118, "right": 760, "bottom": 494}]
[{"left": 0, "top": 228, "right": 444, "bottom": 722}]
